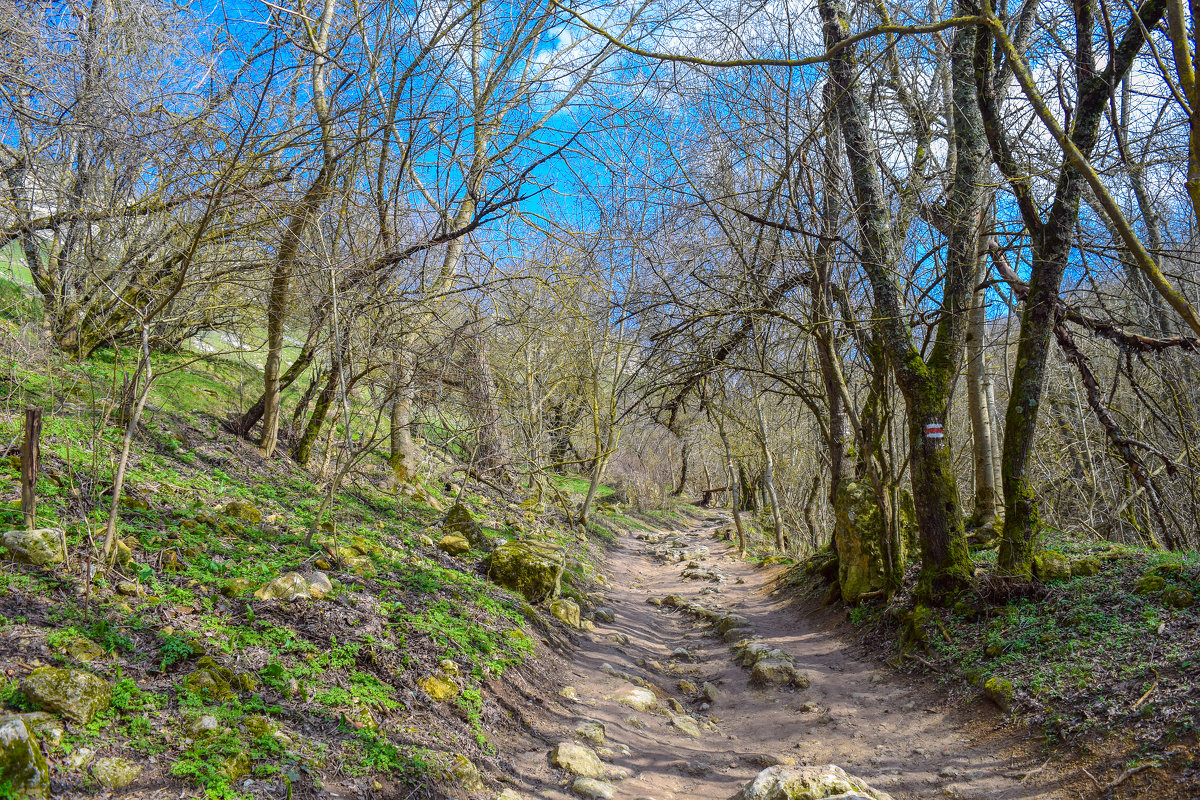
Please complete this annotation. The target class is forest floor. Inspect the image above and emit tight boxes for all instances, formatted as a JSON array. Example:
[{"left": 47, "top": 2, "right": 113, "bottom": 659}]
[{"left": 495, "top": 514, "right": 1170, "bottom": 800}]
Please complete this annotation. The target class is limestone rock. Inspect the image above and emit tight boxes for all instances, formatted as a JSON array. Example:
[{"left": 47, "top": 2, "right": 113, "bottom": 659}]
[
  {"left": 64, "top": 637, "right": 104, "bottom": 663},
  {"left": 550, "top": 597, "right": 581, "bottom": 628},
  {"left": 1135, "top": 574, "right": 1165, "bottom": 594},
  {"left": 486, "top": 539, "right": 566, "bottom": 602},
  {"left": 731, "top": 764, "right": 894, "bottom": 800},
  {"left": 0, "top": 715, "right": 51, "bottom": 799},
  {"left": 21, "top": 667, "right": 111, "bottom": 724},
  {"left": 188, "top": 714, "right": 220, "bottom": 739},
  {"left": 444, "top": 503, "right": 492, "bottom": 552},
  {"left": 671, "top": 714, "right": 702, "bottom": 738},
  {"left": 551, "top": 742, "right": 607, "bottom": 778},
  {"left": 308, "top": 572, "right": 333, "bottom": 598},
  {"left": 750, "top": 659, "right": 810, "bottom": 689},
  {"left": 615, "top": 686, "right": 659, "bottom": 713},
  {"left": 574, "top": 720, "right": 605, "bottom": 745},
  {"left": 18, "top": 713, "right": 63, "bottom": 747},
  {"left": 1070, "top": 558, "right": 1101, "bottom": 577},
  {"left": 1, "top": 528, "right": 66, "bottom": 566},
  {"left": 224, "top": 499, "right": 262, "bottom": 524},
  {"left": 437, "top": 535, "right": 471, "bottom": 557},
  {"left": 593, "top": 607, "right": 615, "bottom": 624},
  {"left": 983, "top": 676, "right": 1013, "bottom": 711},
  {"left": 219, "top": 578, "right": 256, "bottom": 598},
  {"left": 1032, "top": 550, "right": 1071, "bottom": 582},
  {"left": 253, "top": 572, "right": 329, "bottom": 601},
  {"left": 93, "top": 757, "right": 141, "bottom": 789},
  {"left": 573, "top": 777, "right": 616, "bottom": 800},
  {"left": 184, "top": 669, "right": 235, "bottom": 703}
]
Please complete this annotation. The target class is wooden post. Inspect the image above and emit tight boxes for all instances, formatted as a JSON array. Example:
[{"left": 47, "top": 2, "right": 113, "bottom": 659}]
[{"left": 21, "top": 408, "right": 42, "bottom": 530}]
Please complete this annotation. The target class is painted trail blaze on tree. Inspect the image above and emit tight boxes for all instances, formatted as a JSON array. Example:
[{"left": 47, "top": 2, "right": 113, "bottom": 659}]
[{"left": 923, "top": 423, "right": 945, "bottom": 440}]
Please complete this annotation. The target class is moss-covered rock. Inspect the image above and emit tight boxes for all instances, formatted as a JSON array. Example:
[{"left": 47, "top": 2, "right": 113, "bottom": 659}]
[
  {"left": 93, "top": 757, "right": 141, "bottom": 789},
  {"left": 222, "top": 751, "right": 251, "bottom": 780},
  {"left": 438, "top": 753, "right": 484, "bottom": 791},
  {"left": 253, "top": 572, "right": 330, "bottom": 601},
  {"left": 1032, "top": 550, "right": 1071, "bottom": 581},
  {"left": 832, "top": 481, "right": 886, "bottom": 603},
  {"left": 219, "top": 577, "right": 256, "bottom": 597},
  {"left": 0, "top": 715, "right": 51, "bottom": 799},
  {"left": 550, "top": 597, "right": 581, "bottom": 628},
  {"left": 1162, "top": 588, "right": 1194, "bottom": 609},
  {"left": 244, "top": 716, "right": 271, "bottom": 736},
  {"left": 1070, "top": 558, "right": 1101, "bottom": 577},
  {"left": 17, "top": 713, "right": 63, "bottom": 748},
  {"left": 437, "top": 535, "right": 471, "bottom": 557},
  {"left": 443, "top": 503, "right": 492, "bottom": 552},
  {"left": 486, "top": 539, "right": 566, "bottom": 602},
  {"left": 224, "top": 500, "right": 261, "bottom": 524},
  {"left": 1135, "top": 574, "right": 1166, "bottom": 594},
  {"left": 64, "top": 637, "right": 105, "bottom": 663},
  {"left": 983, "top": 676, "right": 1014, "bottom": 711},
  {"left": 21, "top": 667, "right": 111, "bottom": 724},
  {"left": 1, "top": 529, "right": 66, "bottom": 566},
  {"left": 418, "top": 673, "right": 460, "bottom": 702},
  {"left": 184, "top": 669, "right": 235, "bottom": 703}
]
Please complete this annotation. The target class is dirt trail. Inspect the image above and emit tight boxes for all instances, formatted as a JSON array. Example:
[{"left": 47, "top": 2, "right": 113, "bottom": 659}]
[{"left": 498, "top": 515, "right": 1080, "bottom": 800}]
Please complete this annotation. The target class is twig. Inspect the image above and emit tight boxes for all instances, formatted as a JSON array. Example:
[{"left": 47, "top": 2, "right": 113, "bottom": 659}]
[
  {"left": 1020, "top": 757, "right": 1051, "bottom": 783},
  {"left": 1103, "top": 763, "right": 1155, "bottom": 792},
  {"left": 1131, "top": 668, "right": 1159, "bottom": 710}
]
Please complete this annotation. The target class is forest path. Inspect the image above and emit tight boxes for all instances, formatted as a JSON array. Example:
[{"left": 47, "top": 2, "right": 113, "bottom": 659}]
[{"left": 499, "top": 514, "right": 1078, "bottom": 800}]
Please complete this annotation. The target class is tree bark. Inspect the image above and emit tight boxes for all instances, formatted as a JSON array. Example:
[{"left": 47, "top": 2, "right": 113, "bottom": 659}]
[
  {"left": 819, "top": 0, "right": 978, "bottom": 598},
  {"left": 259, "top": 0, "right": 338, "bottom": 457},
  {"left": 966, "top": 229, "right": 997, "bottom": 525},
  {"left": 986, "top": 0, "right": 1168, "bottom": 575},
  {"left": 389, "top": 363, "right": 418, "bottom": 485}
]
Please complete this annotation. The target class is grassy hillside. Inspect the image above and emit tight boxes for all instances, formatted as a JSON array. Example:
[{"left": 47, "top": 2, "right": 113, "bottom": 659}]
[
  {"left": 0, "top": 333, "right": 616, "bottom": 799},
  {"left": 784, "top": 530, "right": 1200, "bottom": 783}
]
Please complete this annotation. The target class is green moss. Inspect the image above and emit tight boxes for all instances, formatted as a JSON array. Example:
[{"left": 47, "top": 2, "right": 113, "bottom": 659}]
[{"left": 983, "top": 676, "right": 1014, "bottom": 711}]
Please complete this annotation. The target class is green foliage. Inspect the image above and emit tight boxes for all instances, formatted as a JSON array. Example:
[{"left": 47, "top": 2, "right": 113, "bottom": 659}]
[
  {"left": 71, "top": 618, "right": 134, "bottom": 655},
  {"left": 351, "top": 729, "right": 431, "bottom": 779},
  {"left": 158, "top": 633, "right": 194, "bottom": 672}
]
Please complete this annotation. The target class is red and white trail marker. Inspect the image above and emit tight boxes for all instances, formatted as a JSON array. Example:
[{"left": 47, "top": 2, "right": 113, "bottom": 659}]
[{"left": 923, "top": 423, "right": 945, "bottom": 440}]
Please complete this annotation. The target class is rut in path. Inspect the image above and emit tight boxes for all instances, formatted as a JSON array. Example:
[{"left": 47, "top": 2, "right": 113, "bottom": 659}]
[{"left": 500, "top": 515, "right": 1080, "bottom": 800}]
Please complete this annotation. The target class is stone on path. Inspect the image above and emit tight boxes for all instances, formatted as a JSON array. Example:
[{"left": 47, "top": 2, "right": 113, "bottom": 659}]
[
  {"left": 551, "top": 742, "right": 608, "bottom": 778},
  {"left": 615, "top": 685, "right": 659, "bottom": 713},
  {"left": 731, "top": 764, "right": 894, "bottom": 800},
  {"left": 671, "top": 714, "right": 702, "bottom": 738},
  {"left": 573, "top": 777, "right": 616, "bottom": 800}
]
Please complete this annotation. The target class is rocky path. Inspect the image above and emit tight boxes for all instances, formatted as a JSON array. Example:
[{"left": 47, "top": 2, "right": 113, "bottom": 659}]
[{"left": 499, "top": 515, "right": 1081, "bottom": 800}]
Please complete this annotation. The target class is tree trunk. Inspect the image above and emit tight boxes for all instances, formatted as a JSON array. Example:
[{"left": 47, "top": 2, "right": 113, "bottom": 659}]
[
  {"left": 819, "top": 0, "right": 978, "bottom": 599},
  {"left": 465, "top": 317, "right": 512, "bottom": 478},
  {"left": 716, "top": 413, "right": 747, "bottom": 556},
  {"left": 294, "top": 357, "right": 341, "bottom": 469},
  {"left": 672, "top": 438, "right": 689, "bottom": 496},
  {"left": 259, "top": 0, "right": 338, "bottom": 457},
  {"left": 990, "top": 0, "right": 1167, "bottom": 575},
  {"left": 966, "top": 234, "right": 997, "bottom": 526},
  {"left": 389, "top": 361, "right": 418, "bottom": 484}
]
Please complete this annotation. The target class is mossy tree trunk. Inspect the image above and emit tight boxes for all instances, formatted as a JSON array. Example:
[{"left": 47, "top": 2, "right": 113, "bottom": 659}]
[
  {"left": 978, "top": 0, "right": 1168, "bottom": 575},
  {"left": 819, "top": 0, "right": 982, "bottom": 600}
]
